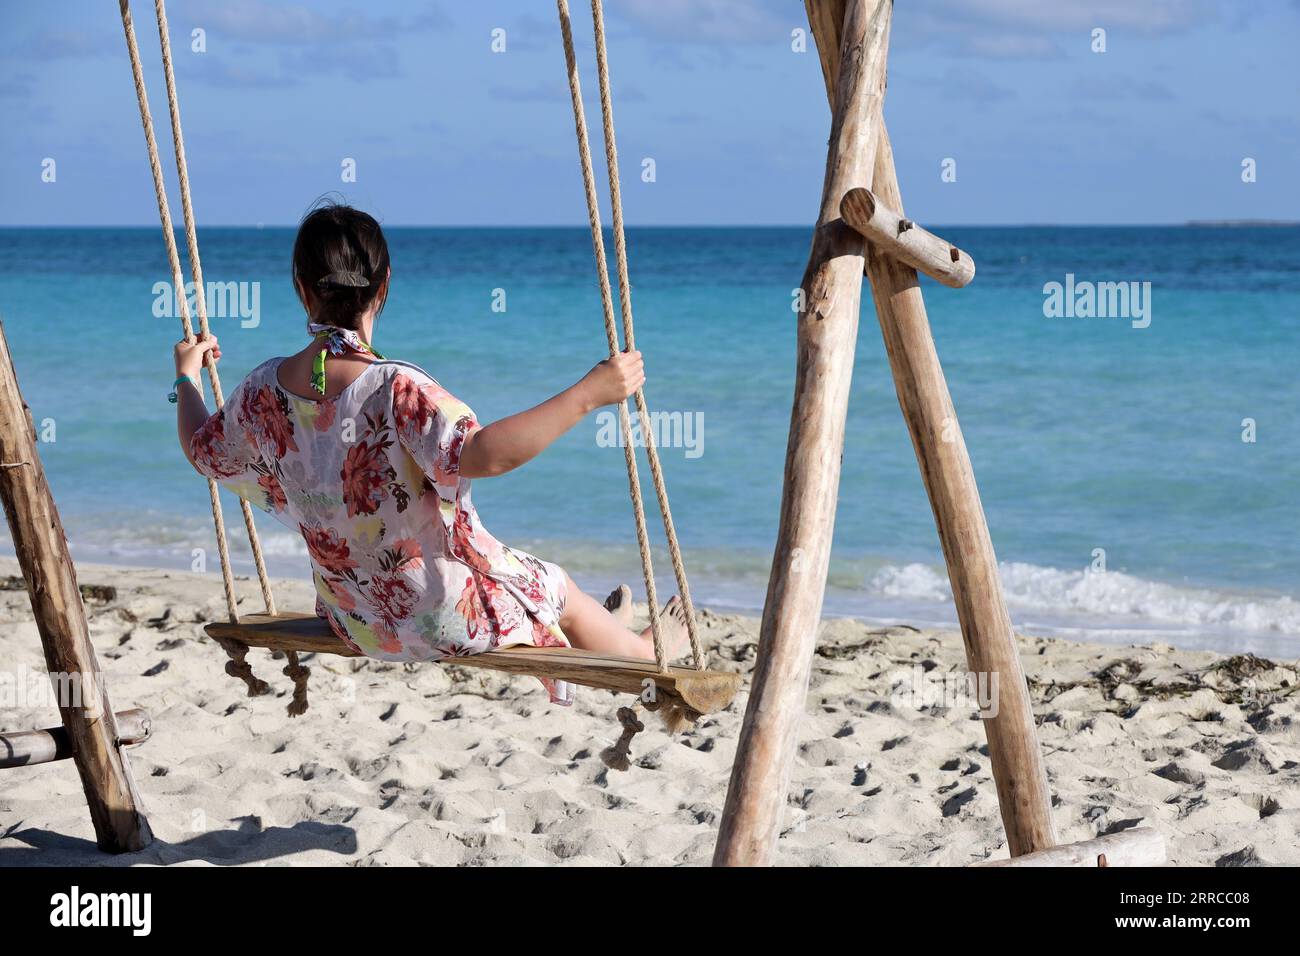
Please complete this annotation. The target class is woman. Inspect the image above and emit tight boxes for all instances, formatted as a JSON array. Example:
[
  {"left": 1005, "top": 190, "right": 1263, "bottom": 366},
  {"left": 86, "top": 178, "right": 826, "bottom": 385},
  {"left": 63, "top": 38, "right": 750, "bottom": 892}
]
[{"left": 174, "top": 202, "right": 688, "bottom": 704}]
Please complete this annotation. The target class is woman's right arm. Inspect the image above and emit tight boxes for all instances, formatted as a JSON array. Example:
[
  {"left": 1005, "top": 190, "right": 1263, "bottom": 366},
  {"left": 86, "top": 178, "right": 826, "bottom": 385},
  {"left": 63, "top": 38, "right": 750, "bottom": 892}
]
[
  {"left": 457, "top": 350, "right": 645, "bottom": 479},
  {"left": 174, "top": 334, "right": 220, "bottom": 469}
]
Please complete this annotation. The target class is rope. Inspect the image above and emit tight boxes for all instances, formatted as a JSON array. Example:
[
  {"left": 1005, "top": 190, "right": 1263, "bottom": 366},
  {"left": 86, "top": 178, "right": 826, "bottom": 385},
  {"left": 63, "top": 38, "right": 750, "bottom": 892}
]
[
  {"left": 150, "top": 0, "right": 277, "bottom": 619},
  {"left": 587, "top": 0, "right": 702, "bottom": 670},
  {"left": 211, "top": 634, "right": 271, "bottom": 697},
  {"left": 556, "top": 0, "right": 667, "bottom": 672},
  {"left": 282, "top": 651, "right": 310, "bottom": 717},
  {"left": 118, "top": 0, "right": 240, "bottom": 627},
  {"left": 120, "top": 0, "right": 291, "bottom": 712},
  {"left": 599, "top": 704, "right": 645, "bottom": 771},
  {"left": 556, "top": 0, "right": 703, "bottom": 670}
]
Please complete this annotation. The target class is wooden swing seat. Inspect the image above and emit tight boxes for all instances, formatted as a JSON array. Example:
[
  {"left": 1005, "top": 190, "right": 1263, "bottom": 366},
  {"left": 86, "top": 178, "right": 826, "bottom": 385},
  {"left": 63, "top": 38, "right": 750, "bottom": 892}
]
[{"left": 206, "top": 613, "right": 741, "bottom": 717}]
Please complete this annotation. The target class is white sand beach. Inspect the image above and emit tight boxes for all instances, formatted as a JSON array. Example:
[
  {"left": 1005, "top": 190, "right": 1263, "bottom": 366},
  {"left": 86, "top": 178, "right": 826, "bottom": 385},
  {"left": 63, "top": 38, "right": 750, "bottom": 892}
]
[{"left": 1, "top": 557, "right": 1295, "bottom": 867}]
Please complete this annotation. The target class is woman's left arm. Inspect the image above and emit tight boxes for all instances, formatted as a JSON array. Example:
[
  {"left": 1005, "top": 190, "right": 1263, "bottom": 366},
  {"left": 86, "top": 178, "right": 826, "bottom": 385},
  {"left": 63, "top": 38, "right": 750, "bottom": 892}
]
[
  {"left": 174, "top": 334, "right": 220, "bottom": 468},
  {"left": 458, "top": 350, "right": 644, "bottom": 479}
]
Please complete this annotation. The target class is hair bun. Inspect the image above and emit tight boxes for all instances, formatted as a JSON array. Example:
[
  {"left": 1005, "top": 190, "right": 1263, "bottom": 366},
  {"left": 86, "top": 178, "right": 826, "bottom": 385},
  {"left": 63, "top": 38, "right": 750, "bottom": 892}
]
[{"left": 316, "top": 271, "right": 370, "bottom": 289}]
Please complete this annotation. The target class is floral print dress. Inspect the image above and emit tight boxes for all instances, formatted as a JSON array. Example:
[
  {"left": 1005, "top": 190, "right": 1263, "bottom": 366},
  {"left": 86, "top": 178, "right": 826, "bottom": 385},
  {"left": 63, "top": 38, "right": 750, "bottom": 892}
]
[{"left": 190, "top": 358, "right": 575, "bottom": 704}]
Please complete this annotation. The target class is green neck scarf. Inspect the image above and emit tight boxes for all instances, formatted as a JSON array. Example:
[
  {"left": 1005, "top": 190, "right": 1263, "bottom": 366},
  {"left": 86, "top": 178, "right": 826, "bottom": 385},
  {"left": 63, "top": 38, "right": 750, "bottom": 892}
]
[{"left": 306, "top": 323, "right": 384, "bottom": 396}]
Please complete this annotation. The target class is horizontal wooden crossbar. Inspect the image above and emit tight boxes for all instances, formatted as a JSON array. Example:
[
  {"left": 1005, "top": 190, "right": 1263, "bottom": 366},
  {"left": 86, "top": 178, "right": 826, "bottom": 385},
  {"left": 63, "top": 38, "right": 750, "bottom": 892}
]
[
  {"left": 841, "top": 186, "right": 975, "bottom": 288},
  {"left": 974, "top": 827, "right": 1166, "bottom": 867},
  {"left": 0, "top": 708, "right": 152, "bottom": 770},
  {"left": 206, "top": 613, "right": 741, "bottom": 717}
]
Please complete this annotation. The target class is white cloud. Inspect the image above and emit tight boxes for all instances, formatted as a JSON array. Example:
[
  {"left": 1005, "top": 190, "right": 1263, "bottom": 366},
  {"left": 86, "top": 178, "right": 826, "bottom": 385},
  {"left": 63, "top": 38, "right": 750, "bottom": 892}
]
[
  {"left": 180, "top": 0, "right": 446, "bottom": 45},
  {"left": 609, "top": 0, "right": 790, "bottom": 44},
  {"left": 899, "top": 0, "right": 1222, "bottom": 60},
  {"left": 924, "top": 0, "right": 1216, "bottom": 33}
]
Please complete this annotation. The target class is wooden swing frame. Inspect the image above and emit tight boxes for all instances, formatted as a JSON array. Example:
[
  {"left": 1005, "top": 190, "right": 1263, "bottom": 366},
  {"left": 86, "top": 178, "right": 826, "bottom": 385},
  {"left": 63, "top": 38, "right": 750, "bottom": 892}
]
[
  {"left": 712, "top": 0, "right": 1164, "bottom": 867},
  {"left": 0, "top": 321, "right": 153, "bottom": 853}
]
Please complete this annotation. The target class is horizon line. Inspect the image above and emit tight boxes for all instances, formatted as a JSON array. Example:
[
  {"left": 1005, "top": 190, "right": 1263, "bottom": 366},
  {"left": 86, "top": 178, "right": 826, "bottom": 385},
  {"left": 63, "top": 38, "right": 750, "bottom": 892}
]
[{"left": 4, "top": 220, "right": 1298, "bottom": 230}]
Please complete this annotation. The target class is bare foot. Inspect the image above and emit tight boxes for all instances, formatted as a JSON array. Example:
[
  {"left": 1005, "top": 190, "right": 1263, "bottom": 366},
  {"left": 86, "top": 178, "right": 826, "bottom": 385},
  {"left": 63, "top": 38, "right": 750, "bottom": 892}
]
[
  {"left": 639, "top": 595, "right": 690, "bottom": 662},
  {"left": 603, "top": 584, "right": 634, "bottom": 626}
]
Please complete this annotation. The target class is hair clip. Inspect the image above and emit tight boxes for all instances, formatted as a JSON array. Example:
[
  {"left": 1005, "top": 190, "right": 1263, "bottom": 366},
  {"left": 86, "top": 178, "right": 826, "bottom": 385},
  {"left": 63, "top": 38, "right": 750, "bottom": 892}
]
[{"left": 316, "top": 271, "right": 370, "bottom": 289}]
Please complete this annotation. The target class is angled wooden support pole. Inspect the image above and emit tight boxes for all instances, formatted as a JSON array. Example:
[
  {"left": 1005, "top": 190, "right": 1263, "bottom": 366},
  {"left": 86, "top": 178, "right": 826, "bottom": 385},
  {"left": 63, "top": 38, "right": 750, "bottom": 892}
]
[
  {"left": 865, "top": 131, "right": 1057, "bottom": 855},
  {"left": 803, "top": 0, "right": 1057, "bottom": 857},
  {"left": 841, "top": 187, "right": 975, "bottom": 287},
  {"left": 713, "top": 0, "right": 893, "bottom": 867},
  {"left": 0, "top": 319, "right": 152, "bottom": 853}
]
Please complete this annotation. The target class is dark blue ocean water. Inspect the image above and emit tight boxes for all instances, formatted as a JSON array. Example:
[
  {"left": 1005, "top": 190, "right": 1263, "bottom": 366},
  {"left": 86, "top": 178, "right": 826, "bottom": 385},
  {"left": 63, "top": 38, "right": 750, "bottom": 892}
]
[{"left": 0, "top": 225, "right": 1296, "bottom": 655}]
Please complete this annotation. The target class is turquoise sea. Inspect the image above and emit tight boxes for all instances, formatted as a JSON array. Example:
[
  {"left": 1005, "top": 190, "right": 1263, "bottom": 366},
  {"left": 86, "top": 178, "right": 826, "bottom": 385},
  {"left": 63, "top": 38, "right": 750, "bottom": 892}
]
[{"left": 0, "top": 225, "right": 1296, "bottom": 656}]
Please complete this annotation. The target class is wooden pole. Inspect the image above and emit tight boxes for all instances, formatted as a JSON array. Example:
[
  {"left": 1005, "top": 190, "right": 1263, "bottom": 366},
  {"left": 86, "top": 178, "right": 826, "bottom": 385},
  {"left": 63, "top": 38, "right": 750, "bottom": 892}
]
[
  {"left": 0, "top": 319, "right": 152, "bottom": 852},
  {"left": 802, "top": 0, "right": 1058, "bottom": 856},
  {"left": 1, "top": 709, "right": 151, "bottom": 770},
  {"left": 976, "top": 828, "right": 1164, "bottom": 867},
  {"left": 840, "top": 186, "right": 975, "bottom": 288},
  {"left": 712, "top": 0, "right": 892, "bottom": 867},
  {"left": 865, "top": 131, "right": 1057, "bottom": 855}
]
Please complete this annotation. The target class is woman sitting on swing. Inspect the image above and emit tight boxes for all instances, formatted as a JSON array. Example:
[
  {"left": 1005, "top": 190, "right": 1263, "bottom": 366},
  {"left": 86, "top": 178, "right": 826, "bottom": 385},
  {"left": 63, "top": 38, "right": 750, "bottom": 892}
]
[{"left": 173, "top": 202, "right": 689, "bottom": 704}]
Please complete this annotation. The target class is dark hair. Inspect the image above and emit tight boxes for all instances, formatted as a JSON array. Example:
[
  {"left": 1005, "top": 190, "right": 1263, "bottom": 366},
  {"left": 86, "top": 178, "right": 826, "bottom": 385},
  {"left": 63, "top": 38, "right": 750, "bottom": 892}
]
[{"left": 292, "top": 199, "right": 390, "bottom": 330}]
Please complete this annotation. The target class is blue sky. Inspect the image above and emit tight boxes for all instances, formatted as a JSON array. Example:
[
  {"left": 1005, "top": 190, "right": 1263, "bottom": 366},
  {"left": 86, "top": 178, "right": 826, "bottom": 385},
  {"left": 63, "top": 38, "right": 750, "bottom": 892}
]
[{"left": 3, "top": 0, "right": 1298, "bottom": 226}]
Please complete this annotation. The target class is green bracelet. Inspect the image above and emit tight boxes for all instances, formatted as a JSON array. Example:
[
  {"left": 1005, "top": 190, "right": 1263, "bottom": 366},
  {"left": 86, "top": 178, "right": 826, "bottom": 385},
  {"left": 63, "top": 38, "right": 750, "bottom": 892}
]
[{"left": 168, "top": 375, "right": 198, "bottom": 404}]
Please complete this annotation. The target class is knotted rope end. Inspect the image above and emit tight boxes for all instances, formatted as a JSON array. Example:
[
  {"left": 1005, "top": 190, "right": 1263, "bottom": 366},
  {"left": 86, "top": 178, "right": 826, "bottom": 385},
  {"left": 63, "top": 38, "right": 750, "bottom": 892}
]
[
  {"left": 283, "top": 651, "right": 311, "bottom": 717},
  {"left": 599, "top": 705, "right": 645, "bottom": 772}
]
